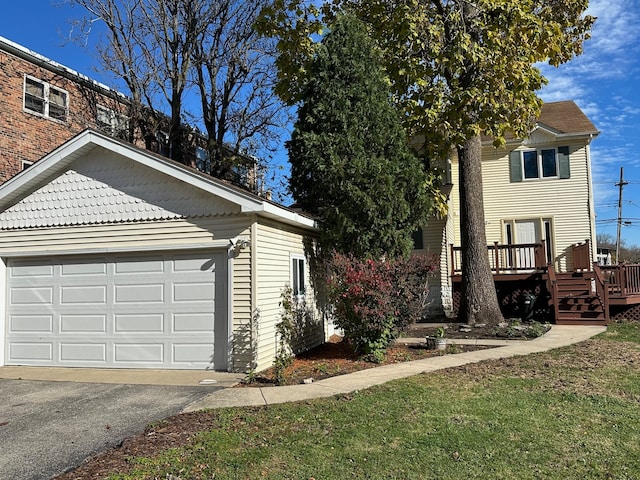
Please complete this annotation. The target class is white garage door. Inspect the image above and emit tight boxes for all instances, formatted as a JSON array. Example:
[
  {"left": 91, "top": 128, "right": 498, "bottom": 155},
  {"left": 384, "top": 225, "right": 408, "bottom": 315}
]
[{"left": 5, "top": 251, "right": 228, "bottom": 370}]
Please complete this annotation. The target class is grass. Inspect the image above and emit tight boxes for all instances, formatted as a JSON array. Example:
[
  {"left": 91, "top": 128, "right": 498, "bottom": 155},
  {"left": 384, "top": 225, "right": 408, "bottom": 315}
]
[{"left": 111, "top": 323, "right": 640, "bottom": 480}]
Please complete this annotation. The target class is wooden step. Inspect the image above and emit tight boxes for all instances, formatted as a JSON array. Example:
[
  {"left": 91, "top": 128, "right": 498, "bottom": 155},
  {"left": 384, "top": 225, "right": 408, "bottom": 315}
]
[{"left": 555, "top": 318, "right": 608, "bottom": 326}]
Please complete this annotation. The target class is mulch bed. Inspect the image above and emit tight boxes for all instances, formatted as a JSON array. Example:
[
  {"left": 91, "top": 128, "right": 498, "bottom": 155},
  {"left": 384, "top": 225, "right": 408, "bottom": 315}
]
[{"left": 237, "top": 324, "right": 499, "bottom": 387}]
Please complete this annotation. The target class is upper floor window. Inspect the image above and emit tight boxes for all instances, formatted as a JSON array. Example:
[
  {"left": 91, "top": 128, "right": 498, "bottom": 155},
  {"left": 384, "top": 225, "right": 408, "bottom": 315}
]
[
  {"left": 22, "top": 160, "right": 33, "bottom": 171},
  {"left": 24, "top": 76, "right": 68, "bottom": 122},
  {"left": 195, "top": 146, "right": 211, "bottom": 173},
  {"left": 510, "top": 146, "right": 570, "bottom": 182},
  {"left": 96, "top": 105, "right": 129, "bottom": 138}
]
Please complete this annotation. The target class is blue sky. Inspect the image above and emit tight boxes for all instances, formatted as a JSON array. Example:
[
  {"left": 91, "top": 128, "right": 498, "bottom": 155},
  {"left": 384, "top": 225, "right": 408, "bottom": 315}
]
[{"left": 1, "top": 1, "right": 640, "bottom": 246}]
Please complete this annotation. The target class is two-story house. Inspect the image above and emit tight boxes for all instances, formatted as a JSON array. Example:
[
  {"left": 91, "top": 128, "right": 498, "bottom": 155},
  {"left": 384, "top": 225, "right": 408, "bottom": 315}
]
[{"left": 418, "top": 100, "right": 602, "bottom": 322}]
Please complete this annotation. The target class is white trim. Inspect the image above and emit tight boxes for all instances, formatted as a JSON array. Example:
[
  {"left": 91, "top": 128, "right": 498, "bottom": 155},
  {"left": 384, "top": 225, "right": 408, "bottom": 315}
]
[
  {"left": 0, "top": 258, "right": 5, "bottom": 366},
  {"left": 290, "top": 253, "right": 306, "bottom": 299},
  {"left": 0, "top": 241, "right": 232, "bottom": 258},
  {"left": 226, "top": 243, "right": 235, "bottom": 373}
]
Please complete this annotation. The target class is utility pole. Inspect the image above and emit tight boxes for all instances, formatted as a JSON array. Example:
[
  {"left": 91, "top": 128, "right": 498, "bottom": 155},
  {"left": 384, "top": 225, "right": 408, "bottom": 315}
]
[{"left": 616, "top": 167, "right": 628, "bottom": 263}]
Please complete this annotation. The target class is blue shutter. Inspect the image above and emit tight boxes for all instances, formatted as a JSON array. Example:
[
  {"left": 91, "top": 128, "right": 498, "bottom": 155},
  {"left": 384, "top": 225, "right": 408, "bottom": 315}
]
[
  {"left": 509, "top": 151, "right": 522, "bottom": 182},
  {"left": 558, "top": 146, "right": 570, "bottom": 179}
]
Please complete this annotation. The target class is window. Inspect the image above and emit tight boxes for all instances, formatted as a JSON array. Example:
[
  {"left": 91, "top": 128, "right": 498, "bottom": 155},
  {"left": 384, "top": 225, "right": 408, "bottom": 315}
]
[
  {"left": 96, "top": 106, "right": 129, "bottom": 137},
  {"left": 24, "top": 76, "right": 68, "bottom": 122},
  {"left": 195, "top": 146, "right": 211, "bottom": 173},
  {"left": 510, "top": 146, "right": 570, "bottom": 182},
  {"left": 411, "top": 228, "right": 424, "bottom": 250},
  {"left": 21, "top": 160, "right": 33, "bottom": 171},
  {"left": 291, "top": 255, "right": 306, "bottom": 297}
]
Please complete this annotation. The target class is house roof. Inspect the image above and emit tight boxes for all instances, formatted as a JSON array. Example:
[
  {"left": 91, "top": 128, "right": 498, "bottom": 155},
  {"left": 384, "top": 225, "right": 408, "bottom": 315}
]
[
  {"left": 536, "top": 100, "right": 599, "bottom": 136},
  {"left": 482, "top": 100, "right": 599, "bottom": 144},
  {"left": 0, "top": 129, "right": 316, "bottom": 230}
]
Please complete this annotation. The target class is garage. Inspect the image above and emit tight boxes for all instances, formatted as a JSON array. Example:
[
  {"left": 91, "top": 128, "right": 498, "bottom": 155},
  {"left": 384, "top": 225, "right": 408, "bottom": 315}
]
[
  {"left": 0, "top": 130, "right": 322, "bottom": 372},
  {"left": 5, "top": 250, "right": 228, "bottom": 370}
]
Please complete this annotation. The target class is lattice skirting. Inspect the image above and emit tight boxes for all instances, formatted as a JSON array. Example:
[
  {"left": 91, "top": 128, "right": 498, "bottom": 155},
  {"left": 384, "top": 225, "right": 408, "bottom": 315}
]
[
  {"left": 611, "top": 304, "right": 640, "bottom": 322},
  {"left": 452, "top": 279, "right": 552, "bottom": 322}
]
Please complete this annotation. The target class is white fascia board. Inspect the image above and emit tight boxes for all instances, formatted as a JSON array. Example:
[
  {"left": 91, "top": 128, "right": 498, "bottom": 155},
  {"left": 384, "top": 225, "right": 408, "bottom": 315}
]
[{"left": 256, "top": 202, "right": 317, "bottom": 229}]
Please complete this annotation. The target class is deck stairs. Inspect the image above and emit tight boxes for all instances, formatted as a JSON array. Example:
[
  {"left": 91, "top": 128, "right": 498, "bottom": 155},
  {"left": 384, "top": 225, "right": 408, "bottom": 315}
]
[{"left": 553, "top": 272, "right": 608, "bottom": 325}]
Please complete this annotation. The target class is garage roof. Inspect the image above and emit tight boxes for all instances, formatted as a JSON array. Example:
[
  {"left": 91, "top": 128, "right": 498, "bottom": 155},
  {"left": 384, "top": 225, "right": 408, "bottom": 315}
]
[{"left": 0, "top": 130, "right": 316, "bottom": 230}]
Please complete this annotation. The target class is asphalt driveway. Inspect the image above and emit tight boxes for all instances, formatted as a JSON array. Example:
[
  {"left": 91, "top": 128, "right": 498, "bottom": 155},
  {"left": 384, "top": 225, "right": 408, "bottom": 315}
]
[{"left": 0, "top": 378, "right": 222, "bottom": 480}]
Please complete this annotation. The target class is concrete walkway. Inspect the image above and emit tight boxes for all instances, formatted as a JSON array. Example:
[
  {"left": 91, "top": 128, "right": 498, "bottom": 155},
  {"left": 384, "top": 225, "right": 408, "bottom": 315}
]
[{"left": 183, "top": 325, "right": 606, "bottom": 412}]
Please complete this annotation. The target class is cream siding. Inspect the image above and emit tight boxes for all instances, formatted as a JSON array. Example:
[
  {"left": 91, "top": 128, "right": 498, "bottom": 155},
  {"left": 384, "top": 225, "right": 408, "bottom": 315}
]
[
  {"left": 449, "top": 140, "right": 594, "bottom": 272},
  {"left": 419, "top": 216, "right": 453, "bottom": 317},
  {"left": 0, "top": 217, "right": 249, "bottom": 255},
  {"left": 253, "top": 219, "right": 323, "bottom": 372},
  {"left": 231, "top": 234, "right": 253, "bottom": 373}
]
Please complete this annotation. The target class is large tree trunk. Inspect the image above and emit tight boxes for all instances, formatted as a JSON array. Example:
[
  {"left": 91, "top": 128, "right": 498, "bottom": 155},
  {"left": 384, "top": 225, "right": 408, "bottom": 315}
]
[{"left": 457, "top": 133, "right": 504, "bottom": 326}]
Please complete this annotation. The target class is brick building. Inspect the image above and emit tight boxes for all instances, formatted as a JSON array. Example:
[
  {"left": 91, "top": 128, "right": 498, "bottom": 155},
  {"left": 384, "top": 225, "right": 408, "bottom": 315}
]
[
  {"left": 0, "top": 36, "right": 137, "bottom": 182},
  {"left": 0, "top": 36, "right": 260, "bottom": 192}
]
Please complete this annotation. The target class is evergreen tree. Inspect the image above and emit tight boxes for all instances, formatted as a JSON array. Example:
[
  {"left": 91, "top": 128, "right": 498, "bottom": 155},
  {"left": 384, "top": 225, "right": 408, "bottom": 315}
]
[{"left": 287, "top": 14, "right": 432, "bottom": 259}]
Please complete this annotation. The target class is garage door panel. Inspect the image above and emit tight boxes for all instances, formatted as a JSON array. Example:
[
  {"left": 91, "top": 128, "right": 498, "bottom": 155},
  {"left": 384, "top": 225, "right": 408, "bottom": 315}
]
[
  {"left": 172, "top": 255, "right": 216, "bottom": 273},
  {"left": 61, "top": 285, "right": 107, "bottom": 304},
  {"left": 173, "top": 313, "right": 214, "bottom": 332},
  {"left": 115, "top": 257, "right": 164, "bottom": 274},
  {"left": 173, "top": 282, "right": 214, "bottom": 302},
  {"left": 115, "top": 343, "right": 164, "bottom": 363},
  {"left": 6, "top": 250, "right": 227, "bottom": 369},
  {"left": 11, "top": 287, "right": 53, "bottom": 304},
  {"left": 115, "top": 283, "right": 164, "bottom": 303},
  {"left": 173, "top": 343, "right": 214, "bottom": 363},
  {"left": 61, "top": 260, "right": 107, "bottom": 276},
  {"left": 60, "top": 343, "right": 106, "bottom": 362},
  {"left": 115, "top": 314, "right": 164, "bottom": 333},
  {"left": 10, "top": 342, "right": 53, "bottom": 361},
  {"left": 10, "top": 261, "right": 53, "bottom": 278},
  {"left": 10, "top": 315, "right": 53, "bottom": 332},
  {"left": 60, "top": 314, "right": 106, "bottom": 333}
]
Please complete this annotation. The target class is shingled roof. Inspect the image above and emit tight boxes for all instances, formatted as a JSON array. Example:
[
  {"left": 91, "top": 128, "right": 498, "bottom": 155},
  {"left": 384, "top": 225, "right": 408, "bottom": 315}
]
[
  {"left": 536, "top": 100, "right": 599, "bottom": 135},
  {"left": 482, "top": 100, "right": 599, "bottom": 144}
]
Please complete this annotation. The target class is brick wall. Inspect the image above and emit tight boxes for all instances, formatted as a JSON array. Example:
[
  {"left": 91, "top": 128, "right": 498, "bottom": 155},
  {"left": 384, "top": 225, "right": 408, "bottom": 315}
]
[{"left": 0, "top": 47, "right": 128, "bottom": 183}]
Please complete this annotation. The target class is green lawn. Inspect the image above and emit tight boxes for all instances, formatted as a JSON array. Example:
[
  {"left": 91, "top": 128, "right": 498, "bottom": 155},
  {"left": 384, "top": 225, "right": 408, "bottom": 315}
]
[{"left": 113, "top": 323, "right": 640, "bottom": 480}]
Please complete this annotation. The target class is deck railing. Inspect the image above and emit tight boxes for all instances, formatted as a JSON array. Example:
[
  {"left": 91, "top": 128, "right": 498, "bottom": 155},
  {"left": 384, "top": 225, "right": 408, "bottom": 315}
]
[
  {"left": 600, "top": 264, "right": 640, "bottom": 296},
  {"left": 593, "top": 263, "right": 611, "bottom": 323},
  {"left": 450, "top": 241, "right": 547, "bottom": 276},
  {"left": 572, "top": 240, "right": 592, "bottom": 271}
]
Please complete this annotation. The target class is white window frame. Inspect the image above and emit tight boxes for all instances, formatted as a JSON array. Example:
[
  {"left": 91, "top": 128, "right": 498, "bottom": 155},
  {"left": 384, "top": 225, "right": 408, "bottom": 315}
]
[
  {"left": 21, "top": 160, "right": 33, "bottom": 171},
  {"left": 23, "top": 75, "right": 68, "bottom": 122},
  {"left": 521, "top": 147, "right": 559, "bottom": 180},
  {"left": 96, "top": 105, "right": 129, "bottom": 137},
  {"left": 291, "top": 254, "right": 306, "bottom": 299}
]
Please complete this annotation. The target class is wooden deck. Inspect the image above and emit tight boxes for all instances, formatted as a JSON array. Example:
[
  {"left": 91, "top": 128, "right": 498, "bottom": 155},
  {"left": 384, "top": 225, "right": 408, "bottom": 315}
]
[{"left": 450, "top": 240, "right": 640, "bottom": 324}]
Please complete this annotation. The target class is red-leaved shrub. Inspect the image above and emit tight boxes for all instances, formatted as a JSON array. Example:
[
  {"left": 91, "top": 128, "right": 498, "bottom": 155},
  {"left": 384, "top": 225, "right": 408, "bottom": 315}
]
[{"left": 327, "top": 252, "right": 438, "bottom": 362}]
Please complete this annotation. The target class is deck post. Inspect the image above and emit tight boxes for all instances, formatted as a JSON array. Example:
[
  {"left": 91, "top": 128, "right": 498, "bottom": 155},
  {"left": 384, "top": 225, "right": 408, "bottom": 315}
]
[
  {"left": 450, "top": 243, "right": 456, "bottom": 277},
  {"left": 493, "top": 241, "right": 500, "bottom": 274}
]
